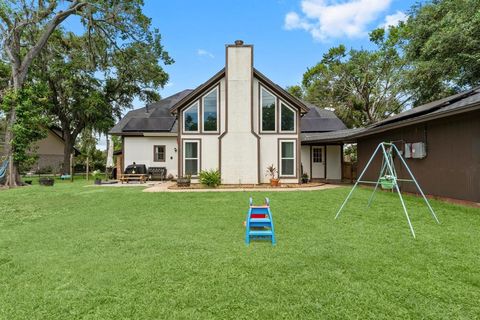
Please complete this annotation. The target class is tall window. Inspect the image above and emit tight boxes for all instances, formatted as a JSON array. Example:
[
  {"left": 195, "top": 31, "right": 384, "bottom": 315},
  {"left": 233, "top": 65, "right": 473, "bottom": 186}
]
[
  {"left": 184, "top": 141, "right": 199, "bottom": 176},
  {"left": 261, "top": 88, "right": 276, "bottom": 132},
  {"left": 203, "top": 88, "right": 218, "bottom": 131},
  {"left": 280, "top": 103, "right": 295, "bottom": 132},
  {"left": 280, "top": 140, "right": 295, "bottom": 176},
  {"left": 154, "top": 145, "right": 165, "bottom": 162},
  {"left": 183, "top": 103, "right": 199, "bottom": 132}
]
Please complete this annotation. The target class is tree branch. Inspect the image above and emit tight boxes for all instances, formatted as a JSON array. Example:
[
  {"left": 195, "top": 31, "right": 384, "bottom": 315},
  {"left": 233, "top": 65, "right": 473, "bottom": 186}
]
[
  {"left": 0, "top": 7, "right": 13, "bottom": 29},
  {"left": 19, "top": 1, "right": 87, "bottom": 76}
]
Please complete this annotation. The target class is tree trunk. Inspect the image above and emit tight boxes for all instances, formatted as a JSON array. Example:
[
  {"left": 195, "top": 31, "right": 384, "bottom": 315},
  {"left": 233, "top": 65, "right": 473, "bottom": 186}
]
[
  {"left": 3, "top": 70, "right": 26, "bottom": 187},
  {"left": 62, "top": 133, "right": 75, "bottom": 175}
]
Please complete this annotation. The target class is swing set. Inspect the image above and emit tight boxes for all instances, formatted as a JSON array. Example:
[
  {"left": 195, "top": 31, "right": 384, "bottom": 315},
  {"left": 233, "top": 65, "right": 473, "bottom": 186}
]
[{"left": 335, "top": 142, "right": 440, "bottom": 238}]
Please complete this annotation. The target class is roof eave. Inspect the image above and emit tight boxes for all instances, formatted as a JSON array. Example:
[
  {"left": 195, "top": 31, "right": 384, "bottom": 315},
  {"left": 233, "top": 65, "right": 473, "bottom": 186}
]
[
  {"left": 253, "top": 69, "right": 310, "bottom": 113},
  {"left": 356, "top": 102, "right": 480, "bottom": 139}
]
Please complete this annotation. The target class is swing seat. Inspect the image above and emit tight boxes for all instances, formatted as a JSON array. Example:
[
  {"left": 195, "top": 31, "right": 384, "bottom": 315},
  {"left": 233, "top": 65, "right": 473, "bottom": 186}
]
[{"left": 380, "top": 176, "right": 395, "bottom": 189}]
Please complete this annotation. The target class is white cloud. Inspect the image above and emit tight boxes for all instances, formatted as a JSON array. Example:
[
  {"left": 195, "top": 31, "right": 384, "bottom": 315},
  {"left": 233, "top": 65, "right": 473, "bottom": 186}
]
[
  {"left": 197, "top": 49, "right": 215, "bottom": 58},
  {"left": 284, "top": 0, "right": 393, "bottom": 41},
  {"left": 165, "top": 82, "right": 174, "bottom": 88},
  {"left": 381, "top": 10, "right": 407, "bottom": 29}
]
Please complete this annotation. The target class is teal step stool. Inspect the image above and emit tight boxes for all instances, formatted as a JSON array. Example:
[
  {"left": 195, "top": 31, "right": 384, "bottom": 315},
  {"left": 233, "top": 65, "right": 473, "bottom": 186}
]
[{"left": 245, "top": 197, "right": 276, "bottom": 245}]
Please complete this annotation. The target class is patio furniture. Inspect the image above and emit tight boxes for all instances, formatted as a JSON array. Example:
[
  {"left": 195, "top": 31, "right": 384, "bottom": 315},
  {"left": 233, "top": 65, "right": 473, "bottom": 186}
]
[
  {"left": 119, "top": 174, "right": 147, "bottom": 184},
  {"left": 119, "top": 163, "right": 148, "bottom": 183},
  {"left": 148, "top": 167, "right": 166, "bottom": 181}
]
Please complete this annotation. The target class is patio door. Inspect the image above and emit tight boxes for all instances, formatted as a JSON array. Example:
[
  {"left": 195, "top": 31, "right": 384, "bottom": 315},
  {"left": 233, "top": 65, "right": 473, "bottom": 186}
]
[{"left": 311, "top": 146, "right": 325, "bottom": 179}]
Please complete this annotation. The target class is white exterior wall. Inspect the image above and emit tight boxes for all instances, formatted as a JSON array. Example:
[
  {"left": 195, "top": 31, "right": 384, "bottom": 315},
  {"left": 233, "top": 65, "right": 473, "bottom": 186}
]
[
  {"left": 124, "top": 136, "right": 178, "bottom": 178},
  {"left": 301, "top": 145, "right": 311, "bottom": 177},
  {"left": 326, "top": 145, "right": 342, "bottom": 180},
  {"left": 181, "top": 135, "right": 219, "bottom": 178},
  {"left": 253, "top": 79, "right": 299, "bottom": 184},
  {"left": 221, "top": 45, "right": 259, "bottom": 184},
  {"left": 258, "top": 135, "right": 298, "bottom": 183},
  {"left": 180, "top": 78, "right": 225, "bottom": 180}
]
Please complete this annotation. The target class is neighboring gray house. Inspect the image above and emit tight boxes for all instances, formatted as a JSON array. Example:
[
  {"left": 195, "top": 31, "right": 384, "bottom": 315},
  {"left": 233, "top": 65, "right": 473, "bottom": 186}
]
[
  {"left": 110, "top": 41, "right": 346, "bottom": 183},
  {"left": 0, "top": 126, "right": 79, "bottom": 173}
]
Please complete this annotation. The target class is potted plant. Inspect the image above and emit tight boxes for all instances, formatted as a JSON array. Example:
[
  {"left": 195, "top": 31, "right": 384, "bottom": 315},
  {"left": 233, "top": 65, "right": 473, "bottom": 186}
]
[
  {"left": 265, "top": 164, "right": 279, "bottom": 187},
  {"left": 301, "top": 172, "right": 309, "bottom": 184},
  {"left": 92, "top": 170, "right": 102, "bottom": 185},
  {"left": 177, "top": 175, "right": 191, "bottom": 187}
]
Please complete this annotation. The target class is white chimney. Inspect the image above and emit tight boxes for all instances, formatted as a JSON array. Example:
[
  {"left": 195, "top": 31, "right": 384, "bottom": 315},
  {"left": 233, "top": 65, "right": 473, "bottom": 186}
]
[{"left": 221, "top": 41, "right": 259, "bottom": 184}]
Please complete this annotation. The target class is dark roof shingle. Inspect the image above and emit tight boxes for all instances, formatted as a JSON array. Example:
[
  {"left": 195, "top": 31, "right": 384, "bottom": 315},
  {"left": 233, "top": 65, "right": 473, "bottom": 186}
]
[
  {"left": 109, "top": 90, "right": 192, "bottom": 134},
  {"left": 301, "top": 104, "right": 347, "bottom": 132}
]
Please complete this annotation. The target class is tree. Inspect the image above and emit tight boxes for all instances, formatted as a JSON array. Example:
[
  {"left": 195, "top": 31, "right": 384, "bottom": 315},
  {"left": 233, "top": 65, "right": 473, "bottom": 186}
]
[
  {"left": 300, "top": 29, "right": 409, "bottom": 128},
  {"left": 0, "top": 0, "right": 170, "bottom": 186},
  {"left": 0, "top": 84, "right": 50, "bottom": 171},
  {"left": 33, "top": 29, "right": 171, "bottom": 172},
  {"left": 401, "top": 0, "right": 480, "bottom": 105},
  {"left": 75, "top": 129, "right": 106, "bottom": 172},
  {"left": 286, "top": 85, "right": 304, "bottom": 100}
]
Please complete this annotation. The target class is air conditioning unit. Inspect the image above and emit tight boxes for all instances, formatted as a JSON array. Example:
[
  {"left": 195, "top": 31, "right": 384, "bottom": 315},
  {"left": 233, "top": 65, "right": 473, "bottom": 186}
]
[{"left": 404, "top": 142, "right": 426, "bottom": 159}]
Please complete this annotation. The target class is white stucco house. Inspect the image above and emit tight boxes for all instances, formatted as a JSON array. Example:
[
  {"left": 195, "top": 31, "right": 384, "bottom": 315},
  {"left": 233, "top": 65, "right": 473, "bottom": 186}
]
[{"left": 110, "top": 41, "right": 347, "bottom": 184}]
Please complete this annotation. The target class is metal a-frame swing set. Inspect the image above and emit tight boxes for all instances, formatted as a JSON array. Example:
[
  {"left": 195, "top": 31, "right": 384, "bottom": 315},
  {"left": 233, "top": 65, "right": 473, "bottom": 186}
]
[{"left": 335, "top": 142, "right": 440, "bottom": 238}]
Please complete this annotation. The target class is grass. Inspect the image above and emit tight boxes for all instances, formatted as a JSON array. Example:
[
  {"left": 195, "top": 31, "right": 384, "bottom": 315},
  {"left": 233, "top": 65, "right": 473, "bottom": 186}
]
[{"left": 0, "top": 180, "right": 479, "bottom": 319}]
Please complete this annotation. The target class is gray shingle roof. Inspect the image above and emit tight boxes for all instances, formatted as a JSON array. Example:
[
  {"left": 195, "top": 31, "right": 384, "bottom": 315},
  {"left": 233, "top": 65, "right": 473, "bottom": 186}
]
[
  {"left": 111, "top": 76, "right": 346, "bottom": 134},
  {"left": 109, "top": 89, "right": 193, "bottom": 134},
  {"left": 301, "top": 104, "right": 347, "bottom": 132},
  {"left": 301, "top": 128, "right": 365, "bottom": 144}
]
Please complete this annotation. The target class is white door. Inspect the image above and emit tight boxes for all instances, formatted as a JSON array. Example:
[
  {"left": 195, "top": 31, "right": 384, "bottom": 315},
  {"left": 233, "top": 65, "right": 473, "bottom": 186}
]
[{"left": 311, "top": 146, "right": 325, "bottom": 179}]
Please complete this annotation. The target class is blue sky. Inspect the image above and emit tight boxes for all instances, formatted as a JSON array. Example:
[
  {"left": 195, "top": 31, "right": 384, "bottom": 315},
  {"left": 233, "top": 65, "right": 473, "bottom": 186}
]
[
  {"left": 142, "top": 0, "right": 416, "bottom": 99},
  {"left": 64, "top": 0, "right": 417, "bottom": 148}
]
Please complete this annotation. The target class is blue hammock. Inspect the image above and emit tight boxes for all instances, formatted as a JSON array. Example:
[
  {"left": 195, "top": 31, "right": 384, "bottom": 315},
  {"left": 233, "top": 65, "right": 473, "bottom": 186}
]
[{"left": 0, "top": 160, "right": 8, "bottom": 183}]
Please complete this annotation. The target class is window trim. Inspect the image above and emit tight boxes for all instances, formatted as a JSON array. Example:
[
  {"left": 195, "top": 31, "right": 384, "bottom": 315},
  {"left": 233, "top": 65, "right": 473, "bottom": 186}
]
[
  {"left": 260, "top": 86, "right": 277, "bottom": 133},
  {"left": 279, "top": 101, "right": 297, "bottom": 133},
  {"left": 202, "top": 86, "right": 219, "bottom": 133},
  {"left": 182, "top": 139, "right": 201, "bottom": 177},
  {"left": 153, "top": 145, "right": 166, "bottom": 162},
  {"left": 182, "top": 102, "right": 200, "bottom": 133},
  {"left": 278, "top": 139, "right": 297, "bottom": 178}
]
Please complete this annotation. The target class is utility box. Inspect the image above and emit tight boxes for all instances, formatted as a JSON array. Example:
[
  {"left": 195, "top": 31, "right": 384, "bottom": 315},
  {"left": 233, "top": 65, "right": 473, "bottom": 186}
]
[{"left": 404, "top": 142, "right": 427, "bottom": 159}]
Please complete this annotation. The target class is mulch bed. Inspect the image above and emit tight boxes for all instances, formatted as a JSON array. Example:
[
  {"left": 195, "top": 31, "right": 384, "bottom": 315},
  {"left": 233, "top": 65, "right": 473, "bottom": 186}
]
[{"left": 168, "top": 182, "right": 325, "bottom": 190}]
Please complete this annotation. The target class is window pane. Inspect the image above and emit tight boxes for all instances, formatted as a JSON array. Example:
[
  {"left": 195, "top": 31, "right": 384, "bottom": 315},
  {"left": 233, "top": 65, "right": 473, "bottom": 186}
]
[
  {"left": 281, "top": 159, "right": 294, "bottom": 175},
  {"left": 203, "top": 89, "right": 217, "bottom": 131},
  {"left": 184, "top": 104, "right": 198, "bottom": 131},
  {"left": 155, "top": 146, "right": 165, "bottom": 161},
  {"left": 281, "top": 142, "right": 294, "bottom": 158},
  {"left": 313, "top": 148, "right": 322, "bottom": 163},
  {"left": 261, "top": 89, "right": 275, "bottom": 131},
  {"left": 185, "top": 159, "right": 198, "bottom": 175},
  {"left": 185, "top": 142, "right": 198, "bottom": 158},
  {"left": 281, "top": 104, "right": 295, "bottom": 131}
]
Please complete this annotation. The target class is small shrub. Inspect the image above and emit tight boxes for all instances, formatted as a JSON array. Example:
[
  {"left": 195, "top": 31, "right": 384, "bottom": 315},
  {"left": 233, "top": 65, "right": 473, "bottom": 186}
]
[{"left": 199, "top": 169, "right": 221, "bottom": 187}]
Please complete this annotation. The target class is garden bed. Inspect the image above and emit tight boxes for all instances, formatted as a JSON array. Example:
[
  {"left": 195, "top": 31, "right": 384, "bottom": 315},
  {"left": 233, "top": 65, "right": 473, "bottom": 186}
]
[{"left": 168, "top": 182, "right": 325, "bottom": 190}]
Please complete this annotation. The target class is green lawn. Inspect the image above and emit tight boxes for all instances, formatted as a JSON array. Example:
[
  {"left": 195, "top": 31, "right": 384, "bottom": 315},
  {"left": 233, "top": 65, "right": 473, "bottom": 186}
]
[{"left": 0, "top": 180, "right": 479, "bottom": 319}]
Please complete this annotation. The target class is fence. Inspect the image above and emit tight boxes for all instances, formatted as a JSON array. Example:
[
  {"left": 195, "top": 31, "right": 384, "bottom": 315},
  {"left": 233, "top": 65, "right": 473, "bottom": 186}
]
[{"left": 342, "top": 162, "right": 358, "bottom": 183}]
